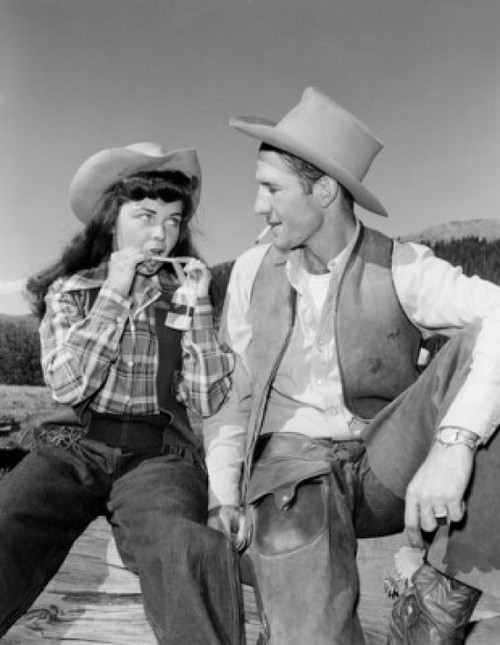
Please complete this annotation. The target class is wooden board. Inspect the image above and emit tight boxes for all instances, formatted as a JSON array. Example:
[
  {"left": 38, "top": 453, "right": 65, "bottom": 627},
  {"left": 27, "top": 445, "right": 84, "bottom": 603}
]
[{"left": 3, "top": 519, "right": 500, "bottom": 644}]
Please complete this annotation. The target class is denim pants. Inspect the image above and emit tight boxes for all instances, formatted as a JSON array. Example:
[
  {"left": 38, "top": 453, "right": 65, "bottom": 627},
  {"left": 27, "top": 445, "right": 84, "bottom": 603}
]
[
  {"left": 247, "top": 323, "right": 500, "bottom": 644},
  {"left": 0, "top": 437, "right": 244, "bottom": 644}
]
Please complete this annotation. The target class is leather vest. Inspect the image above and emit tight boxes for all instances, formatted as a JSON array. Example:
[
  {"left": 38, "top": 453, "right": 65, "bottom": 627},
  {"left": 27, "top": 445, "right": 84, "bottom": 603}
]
[{"left": 242, "top": 225, "right": 421, "bottom": 488}]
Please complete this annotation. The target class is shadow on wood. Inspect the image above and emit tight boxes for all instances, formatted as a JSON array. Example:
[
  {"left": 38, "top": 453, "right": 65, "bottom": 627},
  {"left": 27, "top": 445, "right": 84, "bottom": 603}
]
[{"left": 4, "top": 519, "right": 500, "bottom": 644}]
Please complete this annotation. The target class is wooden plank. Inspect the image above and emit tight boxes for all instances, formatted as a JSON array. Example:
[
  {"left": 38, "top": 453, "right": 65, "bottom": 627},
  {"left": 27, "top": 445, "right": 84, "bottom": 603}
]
[{"left": 4, "top": 519, "right": 500, "bottom": 644}]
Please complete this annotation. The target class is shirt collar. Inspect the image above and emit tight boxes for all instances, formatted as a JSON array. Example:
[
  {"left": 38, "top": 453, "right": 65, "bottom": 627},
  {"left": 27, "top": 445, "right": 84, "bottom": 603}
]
[{"left": 58, "top": 261, "right": 109, "bottom": 292}]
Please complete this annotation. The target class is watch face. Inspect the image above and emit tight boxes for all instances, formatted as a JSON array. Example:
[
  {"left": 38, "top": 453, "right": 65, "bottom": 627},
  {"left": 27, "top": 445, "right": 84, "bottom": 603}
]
[
  {"left": 439, "top": 428, "right": 458, "bottom": 443},
  {"left": 438, "top": 428, "right": 479, "bottom": 446}
]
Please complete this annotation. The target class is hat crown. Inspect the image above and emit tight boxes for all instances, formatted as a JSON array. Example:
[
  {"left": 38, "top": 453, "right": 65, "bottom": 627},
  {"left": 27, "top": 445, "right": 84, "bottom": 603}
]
[
  {"left": 278, "top": 87, "right": 382, "bottom": 182},
  {"left": 229, "top": 86, "right": 388, "bottom": 216},
  {"left": 126, "top": 142, "right": 168, "bottom": 158},
  {"left": 69, "top": 143, "right": 202, "bottom": 224}
]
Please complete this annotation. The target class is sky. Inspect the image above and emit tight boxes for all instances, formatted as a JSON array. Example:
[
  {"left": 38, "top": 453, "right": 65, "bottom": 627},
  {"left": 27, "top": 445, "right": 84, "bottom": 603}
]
[{"left": 0, "top": 0, "right": 499, "bottom": 315}]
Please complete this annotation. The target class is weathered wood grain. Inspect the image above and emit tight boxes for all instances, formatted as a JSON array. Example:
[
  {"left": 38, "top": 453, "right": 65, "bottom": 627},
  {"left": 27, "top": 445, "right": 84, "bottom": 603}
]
[{"left": 4, "top": 519, "right": 500, "bottom": 644}]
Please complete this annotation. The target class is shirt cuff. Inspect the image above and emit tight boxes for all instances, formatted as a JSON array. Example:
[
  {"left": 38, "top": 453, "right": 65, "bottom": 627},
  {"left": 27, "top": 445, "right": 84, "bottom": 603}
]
[
  {"left": 440, "top": 380, "right": 500, "bottom": 443},
  {"left": 207, "top": 464, "right": 242, "bottom": 510},
  {"left": 191, "top": 296, "right": 214, "bottom": 330}
]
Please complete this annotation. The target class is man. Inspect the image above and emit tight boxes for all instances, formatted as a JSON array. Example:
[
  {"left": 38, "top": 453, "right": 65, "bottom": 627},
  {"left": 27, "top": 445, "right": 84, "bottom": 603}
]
[{"left": 205, "top": 87, "right": 500, "bottom": 644}]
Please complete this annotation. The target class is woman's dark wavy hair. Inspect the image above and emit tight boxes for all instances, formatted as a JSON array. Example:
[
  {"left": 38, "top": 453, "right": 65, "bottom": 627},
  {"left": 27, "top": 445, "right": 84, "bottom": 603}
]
[{"left": 26, "top": 170, "right": 202, "bottom": 319}]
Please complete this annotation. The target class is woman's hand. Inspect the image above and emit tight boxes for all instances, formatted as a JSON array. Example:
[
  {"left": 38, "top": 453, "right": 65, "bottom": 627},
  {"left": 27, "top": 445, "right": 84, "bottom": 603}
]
[
  {"left": 173, "top": 258, "right": 211, "bottom": 299},
  {"left": 107, "top": 247, "right": 146, "bottom": 296}
]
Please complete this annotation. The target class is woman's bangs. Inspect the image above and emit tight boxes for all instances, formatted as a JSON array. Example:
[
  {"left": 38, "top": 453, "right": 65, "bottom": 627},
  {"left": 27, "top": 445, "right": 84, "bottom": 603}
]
[{"left": 123, "top": 173, "right": 191, "bottom": 214}]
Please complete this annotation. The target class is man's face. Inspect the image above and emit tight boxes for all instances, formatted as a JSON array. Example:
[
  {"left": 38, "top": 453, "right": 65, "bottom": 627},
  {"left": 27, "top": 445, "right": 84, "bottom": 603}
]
[
  {"left": 114, "top": 198, "right": 183, "bottom": 276},
  {"left": 254, "top": 150, "right": 324, "bottom": 252}
]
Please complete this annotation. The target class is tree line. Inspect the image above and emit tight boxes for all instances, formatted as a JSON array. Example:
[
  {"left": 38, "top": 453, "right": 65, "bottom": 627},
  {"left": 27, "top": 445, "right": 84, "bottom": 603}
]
[
  {"left": 1, "top": 240, "right": 500, "bottom": 385},
  {"left": 0, "top": 316, "right": 44, "bottom": 385}
]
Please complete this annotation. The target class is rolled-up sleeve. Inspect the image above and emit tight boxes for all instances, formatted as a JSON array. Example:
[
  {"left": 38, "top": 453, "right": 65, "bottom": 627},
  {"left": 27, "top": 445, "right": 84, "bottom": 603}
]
[
  {"left": 203, "top": 247, "right": 267, "bottom": 508},
  {"left": 393, "top": 241, "right": 500, "bottom": 442},
  {"left": 203, "top": 359, "right": 251, "bottom": 508}
]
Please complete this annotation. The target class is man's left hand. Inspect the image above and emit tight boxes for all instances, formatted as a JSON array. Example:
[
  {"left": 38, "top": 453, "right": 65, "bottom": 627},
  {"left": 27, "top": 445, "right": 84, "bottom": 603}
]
[{"left": 404, "top": 442, "right": 474, "bottom": 548}]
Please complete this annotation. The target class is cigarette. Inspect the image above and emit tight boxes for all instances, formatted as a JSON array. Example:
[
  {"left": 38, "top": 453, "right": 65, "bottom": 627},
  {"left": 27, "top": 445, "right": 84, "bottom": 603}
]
[
  {"left": 149, "top": 255, "right": 192, "bottom": 264},
  {"left": 255, "top": 225, "right": 271, "bottom": 245}
]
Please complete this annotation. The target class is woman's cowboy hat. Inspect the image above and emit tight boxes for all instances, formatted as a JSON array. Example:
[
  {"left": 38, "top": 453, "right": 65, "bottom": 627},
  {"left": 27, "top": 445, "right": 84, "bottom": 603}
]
[
  {"left": 69, "top": 142, "right": 202, "bottom": 224},
  {"left": 230, "top": 87, "right": 387, "bottom": 216}
]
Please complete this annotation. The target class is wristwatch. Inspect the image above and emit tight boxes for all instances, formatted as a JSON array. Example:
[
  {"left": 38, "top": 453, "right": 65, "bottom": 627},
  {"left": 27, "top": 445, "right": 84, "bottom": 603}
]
[{"left": 434, "top": 427, "right": 481, "bottom": 453}]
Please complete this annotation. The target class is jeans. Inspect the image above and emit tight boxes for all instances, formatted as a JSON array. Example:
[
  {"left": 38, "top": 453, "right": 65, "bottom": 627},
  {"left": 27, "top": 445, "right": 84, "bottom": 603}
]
[{"left": 0, "top": 437, "right": 244, "bottom": 644}]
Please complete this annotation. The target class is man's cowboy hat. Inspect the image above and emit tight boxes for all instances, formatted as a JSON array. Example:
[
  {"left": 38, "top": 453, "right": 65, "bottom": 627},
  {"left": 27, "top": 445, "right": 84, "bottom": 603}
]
[
  {"left": 69, "top": 142, "right": 202, "bottom": 224},
  {"left": 230, "top": 87, "right": 387, "bottom": 216}
]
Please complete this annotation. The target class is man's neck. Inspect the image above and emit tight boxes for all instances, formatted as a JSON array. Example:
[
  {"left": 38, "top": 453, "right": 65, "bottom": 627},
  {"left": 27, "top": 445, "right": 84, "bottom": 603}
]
[{"left": 302, "top": 210, "right": 357, "bottom": 274}]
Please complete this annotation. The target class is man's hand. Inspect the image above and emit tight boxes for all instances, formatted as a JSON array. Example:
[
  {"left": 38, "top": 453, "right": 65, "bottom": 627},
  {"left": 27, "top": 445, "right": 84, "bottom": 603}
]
[
  {"left": 404, "top": 442, "right": 474, "bottom": 548},
  {"left": 208, "top": 505, "right": 247, "bottom": 551}
]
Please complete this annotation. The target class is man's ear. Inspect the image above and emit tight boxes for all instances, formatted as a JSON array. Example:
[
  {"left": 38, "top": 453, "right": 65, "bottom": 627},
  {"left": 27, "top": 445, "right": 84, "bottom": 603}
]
[{"left": 314, "top": 176, "right": 339, "bottom": 208}]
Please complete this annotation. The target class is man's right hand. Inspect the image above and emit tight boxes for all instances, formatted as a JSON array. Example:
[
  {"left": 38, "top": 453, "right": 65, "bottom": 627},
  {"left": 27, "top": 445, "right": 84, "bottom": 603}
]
[{"left": 208, "top": 505, "right": 247, "bottom": 552}]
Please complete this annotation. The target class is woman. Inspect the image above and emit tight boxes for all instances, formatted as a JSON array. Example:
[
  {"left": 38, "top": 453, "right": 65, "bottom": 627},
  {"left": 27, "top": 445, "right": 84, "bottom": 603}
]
[{"left": 0, "top": 143, "right": 243, "bottom": 644}]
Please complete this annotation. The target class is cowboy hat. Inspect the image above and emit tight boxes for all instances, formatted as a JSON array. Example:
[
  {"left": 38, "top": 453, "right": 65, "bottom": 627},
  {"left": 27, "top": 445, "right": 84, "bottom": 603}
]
[
  {"left": 229, "top": 87, "right": 387, "bottom": 216},
  {"left": 69, "top": 142, "right": 202, "bottom": 224}
]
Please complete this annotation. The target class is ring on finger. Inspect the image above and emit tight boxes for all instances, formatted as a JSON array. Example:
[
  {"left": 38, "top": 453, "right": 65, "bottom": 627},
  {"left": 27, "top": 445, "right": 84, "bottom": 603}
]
[{"left": 435, "top": 514, "right": 448, "bottom": 527}]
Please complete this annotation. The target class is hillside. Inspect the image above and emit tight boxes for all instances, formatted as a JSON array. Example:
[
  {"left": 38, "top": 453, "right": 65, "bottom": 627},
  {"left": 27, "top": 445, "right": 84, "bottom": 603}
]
[
  {"left": 0, "top": 313, "right": 37, "bottom": 327},
  {"left": 402, "top": 218, "right": 500, "bottom": 244}
]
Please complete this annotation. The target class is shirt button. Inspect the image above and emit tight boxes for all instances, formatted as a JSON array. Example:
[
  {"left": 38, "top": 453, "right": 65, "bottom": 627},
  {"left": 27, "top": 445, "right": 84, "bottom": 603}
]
[
  {"left": 316, "top": 378, "right": 323, "bottom": 386},
  {"left": 127, "top": 360, "right": 134, "bottom": 367},
  {"left": 116, "top": 316, "right": 123, "bottom": 324}
]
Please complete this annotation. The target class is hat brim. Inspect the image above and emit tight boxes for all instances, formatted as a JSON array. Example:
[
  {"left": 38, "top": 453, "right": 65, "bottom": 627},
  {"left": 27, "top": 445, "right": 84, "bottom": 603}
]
[
  {"left": 230, "top": 117, "right": 387, "bottom": 217},
  {"left": 70, "top": 147, "right": 201, "bottom": 224}
]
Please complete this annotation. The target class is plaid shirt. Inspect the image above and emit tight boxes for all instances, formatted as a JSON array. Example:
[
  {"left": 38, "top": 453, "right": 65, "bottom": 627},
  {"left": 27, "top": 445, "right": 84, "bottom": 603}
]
[{"left": 40, "top": 262, "right": 233, "bottom": 417}]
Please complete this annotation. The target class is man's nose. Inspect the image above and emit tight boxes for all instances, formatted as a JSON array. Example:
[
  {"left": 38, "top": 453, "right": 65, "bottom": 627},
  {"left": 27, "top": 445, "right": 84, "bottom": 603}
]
[{"left": 254, "top": 188, "right": 271, "bottom": 215}]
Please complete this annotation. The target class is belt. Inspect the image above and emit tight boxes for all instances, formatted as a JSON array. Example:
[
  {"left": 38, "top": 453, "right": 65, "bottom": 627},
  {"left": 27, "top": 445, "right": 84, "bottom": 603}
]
[
  {"left": 255, "top": 432, "right": 364, "bottom": 463},
  {"left": 86, "top": 413, "right": 194, "bottom": 453}
]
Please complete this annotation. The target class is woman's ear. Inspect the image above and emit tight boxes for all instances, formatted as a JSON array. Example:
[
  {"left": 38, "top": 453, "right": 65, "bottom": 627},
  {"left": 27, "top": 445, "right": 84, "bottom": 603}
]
[{"left": 314, "top": 176, "right": 339, "bottom": 208}]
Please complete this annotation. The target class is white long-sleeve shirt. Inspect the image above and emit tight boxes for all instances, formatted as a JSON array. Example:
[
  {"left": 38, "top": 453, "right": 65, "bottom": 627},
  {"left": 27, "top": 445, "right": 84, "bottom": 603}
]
[{"left": 204, "top": 233, "right": 500, "bottom": 508}]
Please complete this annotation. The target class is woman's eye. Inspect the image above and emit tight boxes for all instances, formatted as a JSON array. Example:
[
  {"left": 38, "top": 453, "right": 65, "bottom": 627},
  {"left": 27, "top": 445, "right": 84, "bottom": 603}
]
[{"left": 166, "top": 217, "right": 181, "bottom": 227}]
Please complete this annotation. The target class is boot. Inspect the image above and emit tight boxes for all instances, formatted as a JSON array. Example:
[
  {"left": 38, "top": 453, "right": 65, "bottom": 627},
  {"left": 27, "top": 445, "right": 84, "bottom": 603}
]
[{"left": 387, "top": 562, "right": 481, "bottom": 644}]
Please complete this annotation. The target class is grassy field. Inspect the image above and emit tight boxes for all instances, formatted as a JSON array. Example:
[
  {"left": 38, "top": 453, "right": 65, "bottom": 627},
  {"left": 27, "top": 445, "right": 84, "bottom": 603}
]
[
  {"left": 0, "top": 384, "right": 53, "bottom": 419},
  {"left": 0, "top": 384, "right": 55, "bottom": 445}
]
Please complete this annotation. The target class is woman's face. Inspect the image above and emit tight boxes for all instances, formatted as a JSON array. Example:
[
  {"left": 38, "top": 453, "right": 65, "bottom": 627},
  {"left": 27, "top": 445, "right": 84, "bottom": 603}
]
[{"left": 114, "top": 197, "right": 183, "bottom": 275}]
